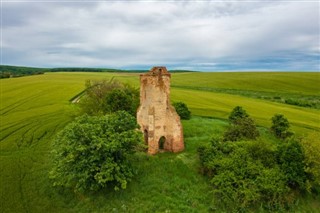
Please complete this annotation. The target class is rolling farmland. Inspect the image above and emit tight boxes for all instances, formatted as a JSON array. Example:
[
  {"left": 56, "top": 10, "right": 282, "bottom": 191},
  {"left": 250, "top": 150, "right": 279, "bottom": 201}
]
[{"left": 1, "top": 71, "right": 319, "bottom": 212}]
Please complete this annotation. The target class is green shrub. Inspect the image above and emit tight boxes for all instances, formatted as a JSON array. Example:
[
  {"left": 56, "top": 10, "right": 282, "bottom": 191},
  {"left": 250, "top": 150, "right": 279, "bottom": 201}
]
[
  {"left": 173, "top": 101, "right": 191, "bottom": 120},
  {"left": 301, "top": 132, "right": 320, "bottom": 193},
  {"left": 246, "top": 139, "right": 277, "bottom": 168},
  {"left": 198, "top": 137, "right": 232, "bottom": 176},
  {"left": 276, "top": 138, "right": 306, "bottom": 190},
  {"left": 228, "top": 106, "right": 249, "bottom": 123},
  {"left": 49, "top": 111, "right": 143, "bottom": 192},
  {"left": 79, "top": 79, "right": 139, "bottom": 116},
  {"left": 271, "top": 114, "right": 293, "bottom": 140},
  {"left": 223, "top": 117, "right": 260, "bottom": 141},
  {"left": 199, "top": 138, "right": 289, "bottom": 210},
  {"left": 223, "top": 106, "right": 259, "bottom": 141},
  {"left": 105, "top": 87, "right": 139, "bottom": 116}
]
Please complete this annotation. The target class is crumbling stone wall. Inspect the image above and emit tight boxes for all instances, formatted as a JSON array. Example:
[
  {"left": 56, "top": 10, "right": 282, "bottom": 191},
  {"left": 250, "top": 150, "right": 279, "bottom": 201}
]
[{"left": 137, "top": 67, "right": 184, "bottom": 154}]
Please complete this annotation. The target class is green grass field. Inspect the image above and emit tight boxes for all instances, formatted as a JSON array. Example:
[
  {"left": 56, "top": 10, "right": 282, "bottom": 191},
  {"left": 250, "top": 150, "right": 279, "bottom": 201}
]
[{"left": 1, "top": 72, "right": 319, "bottom": 212}]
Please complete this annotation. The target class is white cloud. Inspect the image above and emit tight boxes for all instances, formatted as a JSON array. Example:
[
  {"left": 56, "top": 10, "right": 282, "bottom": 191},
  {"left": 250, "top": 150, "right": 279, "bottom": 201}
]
[{"left": 1, "top": 1, "right": 319, "bottom": 70}]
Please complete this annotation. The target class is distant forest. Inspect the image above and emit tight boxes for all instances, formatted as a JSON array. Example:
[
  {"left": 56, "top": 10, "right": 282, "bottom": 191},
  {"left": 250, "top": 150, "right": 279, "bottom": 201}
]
[
  {"left": 0, "top": 65, "right": 195, "bottom": 78},
  {"left": 0, "top": 65, "right": 48, "bottom": 78}
]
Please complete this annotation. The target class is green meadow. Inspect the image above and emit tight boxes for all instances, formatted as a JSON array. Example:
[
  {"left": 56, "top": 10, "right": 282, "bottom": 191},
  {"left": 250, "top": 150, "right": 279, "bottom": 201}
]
[{"left": 1, "top": 72, "right": 319, "bottom": 212}]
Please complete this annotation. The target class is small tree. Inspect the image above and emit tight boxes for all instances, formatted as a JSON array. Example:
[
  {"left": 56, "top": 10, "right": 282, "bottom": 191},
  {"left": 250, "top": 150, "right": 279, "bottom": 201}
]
[
  {"left": 49, "top": 111, "right": 143, "bottom": 192},
  {"left": 106, "top": 88, "right": 136, "bottom": 115},
  {"left": 173, "top": 102, "right": 191, "bottom": 120},
  {"left": 223, "top": 117, "right": 260, "bottom": 141},
  {"left": 223, "top": 106, "right": 259, "bottom": 141},
  {"left": 276, "top": 138, "right": 306, "bottom": 190},
  {"left": 228, "top": 106, "right": 249, "bottom": 123},
  {"left": 79, "top": 79, "right": 122, "bottom": 115},
  {"left": 271, "top": 114, "right": 293, "bottom": 140},
  {"left": 78, "top": 79, "right": 139, "bottom": 116}
]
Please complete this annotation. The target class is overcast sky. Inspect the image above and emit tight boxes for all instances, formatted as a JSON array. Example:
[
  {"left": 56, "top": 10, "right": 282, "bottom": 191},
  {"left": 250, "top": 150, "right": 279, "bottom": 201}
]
[{"left": 1, "top": 0, "right": 319, "bottom": 71}]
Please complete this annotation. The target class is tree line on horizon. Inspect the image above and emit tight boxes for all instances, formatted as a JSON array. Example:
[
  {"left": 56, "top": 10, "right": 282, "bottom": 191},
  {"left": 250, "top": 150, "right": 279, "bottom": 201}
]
[{"left": 0, "top": 65, "right": 196, "bottom": 78}]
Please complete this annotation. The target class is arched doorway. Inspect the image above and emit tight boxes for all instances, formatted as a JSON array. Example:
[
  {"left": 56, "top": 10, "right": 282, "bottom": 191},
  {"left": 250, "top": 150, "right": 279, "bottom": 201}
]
[{"left": 159, "top": 136, "right": 166, "bottom": 150}]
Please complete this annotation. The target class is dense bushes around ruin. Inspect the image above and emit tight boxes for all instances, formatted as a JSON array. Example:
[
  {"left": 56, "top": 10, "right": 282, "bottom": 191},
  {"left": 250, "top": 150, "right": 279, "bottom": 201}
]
[
  {"left": 198, "top": 106, "right": 320, "bottom": 211},
  {"left": 52, "top": 82, "right": 320, "bottom": 211},
  {"left": 52, "top": 97, "right": 320, "bottom": 211},
  {"left": 50, "top": 79, "right": 143, "bottom": 193},
  {"left": 50, "top": 79, "right": 319, "bottom": 211},
  {"left": 50, "top": 111, "right": 143, "bottom": 192},
  {"left": 51, "top": 80, "right": 193, "bottom": 194},
  {"left": 51, "top": 79, "right": 195, "bottom": 195}
]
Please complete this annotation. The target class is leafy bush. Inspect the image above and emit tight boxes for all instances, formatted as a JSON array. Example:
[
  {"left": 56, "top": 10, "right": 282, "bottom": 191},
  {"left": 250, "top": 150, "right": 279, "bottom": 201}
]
[
  {"left": 198, "top": 137, "right": 232, "bottom": 175},
  {"left": 223, "top": 117, "right": 260, "bottom": 141},
  {"left": 276, "top": 138, "right": 306, "bottom": 190},
  {"left": 105, "top": 87, "right": 139, "bottom": 115},
  {"left": 228, "top": 106, "right": 249, "bottom": 123},
  {"left": 301, "top": 132, "right": 320, "bottom": 192},
  {"left": 199, "top": 133, "right": 318, "bottom": 210},
  {"left": 271, "top": 114, "right": 293, "bottom": 140},
  {"left": 79, "top": 79, "right": 139, "bottom": 116},
  {"left": 223, "top": 106, "right": 259, "bottom": 141},
  {"left": 49, "top": 111, "right": 143, "bottom": 192},
  {"left": 173, "top": 102, "right": 191, "bottom": 120},
  {"left": 198, "top": 139, "right": 290, "bottom": 210}
]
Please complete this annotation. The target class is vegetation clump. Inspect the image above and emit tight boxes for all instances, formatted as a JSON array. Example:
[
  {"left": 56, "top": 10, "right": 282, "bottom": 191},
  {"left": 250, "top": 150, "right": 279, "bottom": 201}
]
[
  {"left": 198, "top": 108, "right": 319, "bottom": 211},
  {"left": 49, "top": 111, "right": 143, "bottom": 192},
  {"left": 271, "top": 113, "right": 293, "bottom": 140},
  {"left": 79, "top": 79, "right": 139, "bottom": 116},
  {"left": 228, "top": 105, "right": 249, "bottom": 122},
  {"left": 198, "top": 138, "right": 290, "bottom": 211},
  {"left": 105, "top": 87, "right": 139, "bottom": 115},
  {"left": 173, "top": 101, "right": 191, "bottom": 120},
  {"left": 276, "top": 138, "right": 306, "bottom": 190},
  {"left": 223, "top": 106, "right": 259, "bottom": 141},
  {"left": 301, "top": 132, "right": 320, "bottom": 193},
  {"left": 198, "top": 135, "right": 317, "bottom": 211}
]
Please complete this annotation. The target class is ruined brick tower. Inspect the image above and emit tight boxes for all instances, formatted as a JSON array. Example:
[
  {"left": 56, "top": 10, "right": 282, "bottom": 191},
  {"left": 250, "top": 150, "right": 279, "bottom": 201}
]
[{"left": 137, "top": 66, "right": 184, "bottom": 155}]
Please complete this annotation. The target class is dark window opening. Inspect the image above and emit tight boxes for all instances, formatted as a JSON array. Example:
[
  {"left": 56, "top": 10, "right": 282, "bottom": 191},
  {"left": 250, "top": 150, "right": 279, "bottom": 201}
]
[
  {"left": 144, "top": 130, "right": 148, "bottom": 145},
  {"left": 159, "top": 136, "right": 165, "bottom": 150}
]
